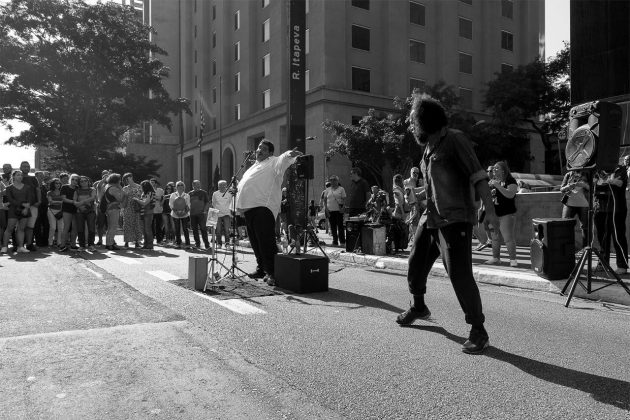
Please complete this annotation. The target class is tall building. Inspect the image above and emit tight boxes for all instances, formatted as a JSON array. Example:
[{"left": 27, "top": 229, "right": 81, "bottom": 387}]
[{"left": 146, "top": 0, "right": 544, "bottom": 193}]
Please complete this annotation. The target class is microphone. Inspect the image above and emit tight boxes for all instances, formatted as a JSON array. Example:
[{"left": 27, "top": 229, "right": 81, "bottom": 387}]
[{"left": 243, "top": 150, "right": 255, "bottom": 162}]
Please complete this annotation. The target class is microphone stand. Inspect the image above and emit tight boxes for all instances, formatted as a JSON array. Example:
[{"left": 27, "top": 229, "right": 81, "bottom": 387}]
[{"left": 220, "top": 152, "right": 254, "bottom": 280}]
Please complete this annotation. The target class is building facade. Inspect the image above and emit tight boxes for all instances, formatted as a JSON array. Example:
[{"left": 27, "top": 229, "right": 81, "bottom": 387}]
[{"left": 143, "top": 0, "right": 544, "bottom": 195}]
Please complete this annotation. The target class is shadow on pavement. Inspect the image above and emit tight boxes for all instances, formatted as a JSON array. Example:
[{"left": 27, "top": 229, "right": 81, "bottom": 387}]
[
  {"left": 406, "top": 324, "right": 630, "bottom": 411},
  {"left": 285, "top": 288, "right": 406, "bottom": 314}
]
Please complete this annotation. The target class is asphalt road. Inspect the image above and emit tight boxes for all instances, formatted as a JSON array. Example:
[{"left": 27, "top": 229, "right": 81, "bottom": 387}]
[{"left": 1, "top": 242, "right": 629, "bottom": 419}]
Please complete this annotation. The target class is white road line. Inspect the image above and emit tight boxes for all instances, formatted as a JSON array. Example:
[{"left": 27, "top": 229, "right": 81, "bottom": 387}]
[
  {"left": 79, "top": 264, "right": 103, "bottom": 279},
  {"left": 195, "top": 293, "right": 267, "bottom": 315},
  {"left": 111, "top": 256, "right": 141, "bottom": 265},
  {"left": 146, "top": 270, "right": 181, "bottom": 281}
]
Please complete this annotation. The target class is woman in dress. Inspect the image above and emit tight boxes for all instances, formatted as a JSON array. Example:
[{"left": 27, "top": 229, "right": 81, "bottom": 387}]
[
  {"left": 162, "top": 182, "right": 175, "bottom": 246},
  {"left": 74, "top": 176, "right": 97, "bottom": 251},
  {"left": 487, "top": 161, "right": 518, "bottom": 267},
  {"left": 122, "top": 172, "right": 143, "bottom": 248},
  {"left": 1, "top": 170, "right": 33, "bottom": 254},
  {"left": 135, "top": 180, "right": 156, "bottom": 249},
  {"left": 46, "top": 178, "right": 64, "bottom": 247}
]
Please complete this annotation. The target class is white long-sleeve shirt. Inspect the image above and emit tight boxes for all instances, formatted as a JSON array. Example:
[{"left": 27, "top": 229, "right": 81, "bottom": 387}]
[
  {"left": 212, "top": 189, "right": 234, "bottom": 217},
  {"left": 235, "top": 151, "right": 297, "bottom": 218}
]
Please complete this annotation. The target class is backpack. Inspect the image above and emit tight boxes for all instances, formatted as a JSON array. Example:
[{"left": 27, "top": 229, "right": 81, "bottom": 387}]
[{"left": 172, "top": 195, "right": 189, "bottom": 217}]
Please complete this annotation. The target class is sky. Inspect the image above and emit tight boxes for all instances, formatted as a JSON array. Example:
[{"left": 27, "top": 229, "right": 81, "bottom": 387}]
[{"left": 0, "top": 0, "right": 571, "bottom": 169}]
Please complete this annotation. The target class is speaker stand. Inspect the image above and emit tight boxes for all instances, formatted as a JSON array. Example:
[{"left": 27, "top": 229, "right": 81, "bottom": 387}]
[{"left": 560, "top": 170, "right": 630, "bottom": 306}]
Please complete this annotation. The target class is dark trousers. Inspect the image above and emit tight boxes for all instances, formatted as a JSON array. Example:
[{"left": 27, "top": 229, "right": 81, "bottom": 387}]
[
  {"left": 35, "top": 204, "right": 49, "bottom": 246},
  {"left": 152, "top": 213, "right": 164, "bottom": 243},
  {"left": 328, "top": 211, "right": 345, "bottom": 244},
  {"left": 562, "top": 205, "right": 588, "bottom": 248},
  {"left": 190, "top": 213, "right": 209, "bottom": 247},
  {"left": 594, "top": 209, "right": 628, "bottom": 269},
  {"left": 407, "top": 222, "right": 485, "bottom": 326},
  {"left": 76, "top": 211, "right": 96, "bottom": 247},
  {"left": 96, "top": 208, "right": 108, "bottom": 239},
  {"left": 244, "top": 207, "right": 277, "bottom": 276},
  {"left": 173, "top": 217, "right": 190, "bottom": 245}
]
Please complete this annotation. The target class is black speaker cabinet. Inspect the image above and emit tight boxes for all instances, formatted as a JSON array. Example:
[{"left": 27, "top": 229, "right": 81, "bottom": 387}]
[
  {"left": 296, "top": 154, "right": 314, "bottom": 180},
  {"left": 345, "top": 218, "right": 365, "bottom": 252},
  {"left": 531, "top": 218, "right": 576, "bottom": 280},
  {"left": 566, "top": 101, "right": 622, "bottom": 171},
  {"left": 275, "top": 254, "right": 328, "bottom": 293}
]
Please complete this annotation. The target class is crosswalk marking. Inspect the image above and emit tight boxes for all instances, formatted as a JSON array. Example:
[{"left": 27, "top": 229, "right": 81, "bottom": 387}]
[
  {"left": 195, "top": 293, "right": 267, "bottom": 315},
  {"left": 111, "top": 256, "right": 141, "bottom": 265},
  {"left": 78, "top": 264, "right": 103, "bottom": 279},
  {"left": 146, "top": 270, "right": 181, "bottom": 281}
]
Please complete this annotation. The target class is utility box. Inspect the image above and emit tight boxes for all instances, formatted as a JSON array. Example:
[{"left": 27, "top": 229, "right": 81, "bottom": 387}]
[
  {"left": 362, "top": 224, "right": 386, "bottom": 256},
  {"left": 188, "top": 256, "right": 208, "bottom": 290}
]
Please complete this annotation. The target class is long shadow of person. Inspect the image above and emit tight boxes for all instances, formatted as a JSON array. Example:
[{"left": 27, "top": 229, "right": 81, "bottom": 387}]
[
  {"left": 405, "top": 324, "right": 630, "bottom": 411},
  {"left": 283, "top": 287, "right": 406, "bottom": 314}
]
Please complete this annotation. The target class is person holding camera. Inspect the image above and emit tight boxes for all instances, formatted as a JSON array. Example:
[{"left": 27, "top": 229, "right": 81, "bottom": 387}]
[{"left": 323, "top": 175, "right": 346, "bottom": 246}]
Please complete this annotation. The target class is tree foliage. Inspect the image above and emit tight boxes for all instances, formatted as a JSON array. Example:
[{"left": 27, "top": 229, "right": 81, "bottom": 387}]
[{"left": 0, "top": 0, "right": 189, "bottom": 179}]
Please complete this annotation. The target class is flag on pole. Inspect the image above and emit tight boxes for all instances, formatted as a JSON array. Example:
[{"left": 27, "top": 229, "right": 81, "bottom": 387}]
[{"left": 197, "top": 111, "right": 205, "bottom": 148}]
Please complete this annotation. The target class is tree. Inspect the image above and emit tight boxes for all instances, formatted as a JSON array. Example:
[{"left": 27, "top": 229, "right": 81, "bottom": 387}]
[
  {"left": 0, "top": 0, "right": 189, "bottom": 179},
  {"left": 483, "top": 44, "right": 571, "bottom": 167}
]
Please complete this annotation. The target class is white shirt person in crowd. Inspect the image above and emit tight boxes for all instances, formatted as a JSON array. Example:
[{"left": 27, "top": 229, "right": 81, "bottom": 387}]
[
  {"left": 211, "top": 179, "right": 234, "bottom": 249},
  {"left": 235, "top": 139, "right": 301, "bottom": 285}
]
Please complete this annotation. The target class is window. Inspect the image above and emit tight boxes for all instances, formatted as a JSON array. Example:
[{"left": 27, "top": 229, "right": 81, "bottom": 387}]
[
  {"left": 234, "top": 41, "right": 240, "bottom": 61},
  {"left": 351, "top": 67, "right": 370, "bottom": 92},
  {"left": 212, "top": 60, "right": 216, "bottom": 76},
  {"left": 410, "top": 2, "right": 425, "bottom": 26},
  {"left": 194, "top": 100, "right": 198, "bottom": 113},
  {"left": 234, "top": 10, "right": 240, "bottom": 30},
  {"left": 501, "top": 31, "right": 513, "bottom": 51},
  {"left": 459, "top": 88, "right": 473, "bottom": 109},
  {"left": 306, "top": 0, "right": 309, "bottom": 13},
  {"left": 409, "top": 40, "right": 426, "bottom": 63},
  {"left": 194, "top": 49, "right": 197, "bottom": 63},
  {"left": 306, "top": 29, "right": 310, "bottom": 54},
  {"left": 502, "top": 0, "right": 513, "bottom": 19},
  {"left": 351, "top": 0, "right": 369, "bottom": 10},
  {"left": 351, "top": 116, "right": 363, "bottom": 126},
  {"left": 459, "top": 52, "right": 472, "bottom": 73},
  {"left": 305, "top": 70, "right": 310, "bottom": 91},
  {"left": 234, "top": 104, "right": 241, "bottom": 121},
  {"left": 262, "top": 0, "right": 269, "bottom": 7},
  {"left": 194, "top": 0, "right": 197, "bottom": 12},
  {"left": 501, "top": 63, "right": 513, "bottom": 73},
  {"left": 460, "top": 0, "right": 472, "bottom": 4},
  {"left": 262, "top": 54, "right": 270, "bottom": 76},
  {"left": 194, "top": 75, "right": 197, "bottom": 89},
  {"left": 459, "top": 17, "right": 472, "bottom": 39},
  {"left": 212, "top": 5, "right": 216, "bottom": 20},
  {"left": 410, "top": 78, "right": 425, "bottom": 93},
  {"left": 195, "top": 126, "right": 198, "bottom": 138},
  {"left": 262, "top": 19, "right": 270, "bottom": 42},
  {"left": 212, "top": 32, "right": 216, "bottom": 48},
  {"left": 194, "top": 25, "right": 197, "bottom": 38},
  {"left": 262, "top": 89, "right": 271, "bottom": 109},
  {"left": 212, "top": 117, "right": 217, "bottom": 130},
  {"left": 351, "top": 25, "right": 370, "bottom": 51},
  {"left": 234, "top": 72, "right": 240, "bottom": 92},
  {"left": 212, "top": 87, "right": 217, "bottom": 103}
]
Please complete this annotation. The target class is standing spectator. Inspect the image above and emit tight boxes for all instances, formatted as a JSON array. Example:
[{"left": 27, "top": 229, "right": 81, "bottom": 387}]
[
  {"left": 122, "top": 173, "right": 143, "bottom": 248},
  {"left": 397, "top": 94, "right": 497, "bottom": 355},
  {"left": 0, "top": 168, "right": 9, "bottom": 245},
  {"left": 391, "top": 174, "right": 411, "bottom": 252},
  {"left": 308, "top": 199, "right": 318, "bottom": 230},
  {"left": 404, "top": 167, "right": 424, "bottom": 237},
  {"left": 1, "top": 163, "right": 11, "bottom": 183},
  {"left": 150, "top": 178, "right": 164, "bottom": 245},
  {"left": 59, "top": 174, "right": 79, "bottom": 252},
  {"left": 162, "top": 182, "right": 175, "bottom": 246},
  {"left": 135, "top": 180, "right": 156, "bottom": 250},
  {"left": 94, "top": 170, "right": 110, "bottom": 246},
  {"left": 346, "top": 167, "right": 371, "bottom": 217},
  {"left": 323, "top": 175, "right": 346, "bottom": 246},
  {"left": 211, "top": 180, "right": 233, "bottom": 249},
  {"left": 19, "top": 161, "right": 40, "bottom": 251},
  {"left": 234, "top": 139, "right": 301, "bottom": 285},
  {"left": 102, "top": 173, "right": 125, "bottom": 251},
  {"left": 170, "top": 181, "right": 191, "bottom": 249},
  {"left": 279, "top": 187, "right": 289, "bottom": 239},
  {"left": 594, "top": 167, "right": 628, "bottom": 274},
  {"left": 188, "top": 180, "right": 210, "bottom": 250},
  {"left": 560, "top": 170, "right": 589, "bottom": 248},
  {"left": 46, "top": 178, "right": 64, "bottom": 247},
  {"left": 74, "top": 176, "right": 97, "bottom": 252},
  {"left": 319, "top": 181, "right": 331, "bottom": 234},
  {"left": 34, "top": 171, "right": 49, "bottom": 247},
  {"left": 486, "top": 161, "right": 518, "bottom": 267},
  {"left": 474, "top": 166, "right": 496, "bottom": 251},
  {"left": 1, "top": 170, "right": 32, "bottom": 253}
]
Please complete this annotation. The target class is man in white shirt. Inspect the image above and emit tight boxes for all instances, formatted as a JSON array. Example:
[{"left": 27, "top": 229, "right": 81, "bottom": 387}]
[
  {"left": 323, "top": 175, "right": 346, "bottom": 246},
  {"left": 236, "top": 139, "right": 301, "bottom": 285},
  {"left": 211, "top": 180, "right": 233, "bottom": 249}
]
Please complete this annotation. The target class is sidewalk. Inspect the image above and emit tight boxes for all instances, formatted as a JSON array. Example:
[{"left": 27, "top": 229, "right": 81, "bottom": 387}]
[{"left": 250, "top": 230, "right": 630, "bottom": 308}]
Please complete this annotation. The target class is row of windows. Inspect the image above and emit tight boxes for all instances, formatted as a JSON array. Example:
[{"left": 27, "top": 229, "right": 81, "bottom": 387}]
[{"left": 354, "top": 0, "right": 513, "bottom": 20}]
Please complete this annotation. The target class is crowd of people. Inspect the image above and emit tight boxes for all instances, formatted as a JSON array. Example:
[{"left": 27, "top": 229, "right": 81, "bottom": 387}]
[{"left": 0, "top": 163, "right": 238, "bottom": 255}]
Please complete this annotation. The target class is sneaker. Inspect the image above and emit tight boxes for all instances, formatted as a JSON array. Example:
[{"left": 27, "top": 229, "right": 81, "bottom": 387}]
[
  {"left": 485, "top": 257, "right": 501, "bottom": 265},
  {"left": 263, "top": 274, "right": 276, "bottom": 286},
  {"left": 462, "top": 327, "right": 490, "bottom": 355},
  {"left": 248, "top": 270, "right": 266, "bottom": 280},
  {"left": 510, "top": 260, "right": 518, "bottom": 267},
  {"left": 475, "top": 241, "right": 491, "bottom": 251},
  {"left": 615, "top": 267, "right": 627, "bottom": 275},
  {"left": 17, "top": 246, "right": 30, "bottom": 253},
  {"left": 396, "top": 305, "right": 432, "bottom": 325}
]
